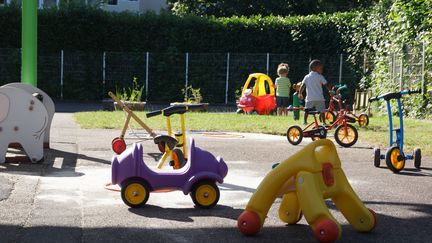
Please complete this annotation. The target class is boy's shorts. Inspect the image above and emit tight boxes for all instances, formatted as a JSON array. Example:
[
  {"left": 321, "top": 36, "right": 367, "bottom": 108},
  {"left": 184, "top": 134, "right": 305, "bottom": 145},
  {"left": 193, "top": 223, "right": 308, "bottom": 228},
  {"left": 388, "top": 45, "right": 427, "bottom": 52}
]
[
  {"left": 276, "top": 96, "right": 290, "bottom": 107},
  {"left": 305, "top": 100, "right": 326, "bottom": 112}
]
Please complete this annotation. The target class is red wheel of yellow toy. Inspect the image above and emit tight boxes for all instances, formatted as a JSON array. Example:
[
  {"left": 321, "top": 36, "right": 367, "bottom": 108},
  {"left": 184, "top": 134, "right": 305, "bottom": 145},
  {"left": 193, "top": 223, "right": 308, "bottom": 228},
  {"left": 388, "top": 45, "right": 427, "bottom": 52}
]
[
  {"left": 313, "top": 219, "right": 339, "bottom": 243},
  {"left": 367, "top": 208, "right": 378, "bottom": 232},
  {"left": 112, "top": 137, "right": 126, "bottom": 154},
  {"left": 238, "top": 210, "right": 261, "bottom": 236},
  {"left": 286, "top": 126, "right": 303, "bottom": 145}
]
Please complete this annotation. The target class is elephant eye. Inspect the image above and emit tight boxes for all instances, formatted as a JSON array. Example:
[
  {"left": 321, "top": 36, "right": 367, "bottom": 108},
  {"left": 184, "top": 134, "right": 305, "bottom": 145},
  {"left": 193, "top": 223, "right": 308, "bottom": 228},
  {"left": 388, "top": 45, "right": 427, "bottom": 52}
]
[{"left": 0, "top": 93, "right": 10, "bottom": 123}]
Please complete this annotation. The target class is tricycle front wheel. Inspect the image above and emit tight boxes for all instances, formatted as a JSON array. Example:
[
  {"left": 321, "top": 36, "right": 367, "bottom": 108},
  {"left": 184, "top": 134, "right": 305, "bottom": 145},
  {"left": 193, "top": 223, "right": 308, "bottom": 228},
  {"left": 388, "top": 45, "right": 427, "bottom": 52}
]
[
  {"left": 190, "top": 180, "right": 220, "bottom": 209},
  {"left": 334, "top": 123, "right": 358, "bottom": 147}
]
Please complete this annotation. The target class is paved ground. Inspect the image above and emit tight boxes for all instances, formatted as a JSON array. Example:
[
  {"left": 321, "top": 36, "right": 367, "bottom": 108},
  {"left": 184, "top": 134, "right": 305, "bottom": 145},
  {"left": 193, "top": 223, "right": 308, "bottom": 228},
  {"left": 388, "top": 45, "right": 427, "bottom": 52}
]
[{"left": 0, "top": 104, "right": 431, "bottom": 243}]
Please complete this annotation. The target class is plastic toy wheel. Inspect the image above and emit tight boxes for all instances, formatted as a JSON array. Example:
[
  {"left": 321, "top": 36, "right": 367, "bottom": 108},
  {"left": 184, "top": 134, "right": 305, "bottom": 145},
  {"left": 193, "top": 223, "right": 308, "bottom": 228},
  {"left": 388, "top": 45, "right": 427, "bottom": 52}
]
[
  {"left": 237, "top": 210, "right": 261, "bottom": 236},
  {"left": 112, "top": 137, "right": 127, "bottom": 154},
  {"left": 313, "top": 219, "right": 339, "bottom": 243},
  {"left": 324, "top": 111, "right": 336, "bottom": 125},
  {"left": 374, "top": 148, "right": 381, "bottom": 167},
  {"left": 236, "top": 108, "right": 244, "bottom": 114},
  {"left": 334, "top": 124, "right": 358, "bottom": 147},
  {"left": 414, "top": 148, "right": 421, "bottom": 169},
  {"left": 367, "top": 208, "right": 378, "bottom": 232},
  {"left": 385, "top": 146, "right": 405, "bottom": 173},
  {"left": 121, "top": 179, "right": 150, "bottom": 208},
  {"left": 190, "top": 180, "right": 220, "bottom": 209},
  {"left": 286, "top": 126, "right": 303, "bottom": 145},
  {"left": 358, "top": 113, "right": 369, "bottom": 127},
  {"left": 157, "top": 142, "right": 166, "bottom": 153},
  {"left": 170, "top": 148, "right": 186, "bottom": 169}
]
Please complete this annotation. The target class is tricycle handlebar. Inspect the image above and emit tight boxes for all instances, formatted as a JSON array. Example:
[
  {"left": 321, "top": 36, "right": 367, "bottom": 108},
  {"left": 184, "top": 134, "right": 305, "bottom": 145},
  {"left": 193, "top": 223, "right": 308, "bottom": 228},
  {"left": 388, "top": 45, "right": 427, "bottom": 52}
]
[
  {"left": 369, "top": 89, "right": 421, "bottom": 102},
  {"left": 146, "top": 110, "right": 162, "bottom": 118}
]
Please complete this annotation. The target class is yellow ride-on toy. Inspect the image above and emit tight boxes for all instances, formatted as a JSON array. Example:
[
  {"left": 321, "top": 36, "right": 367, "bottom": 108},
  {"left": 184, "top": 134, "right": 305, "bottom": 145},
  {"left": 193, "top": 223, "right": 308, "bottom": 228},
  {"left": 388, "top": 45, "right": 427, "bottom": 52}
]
[{"left": 109, "top": 92, "right": 204, "bottom": 169}]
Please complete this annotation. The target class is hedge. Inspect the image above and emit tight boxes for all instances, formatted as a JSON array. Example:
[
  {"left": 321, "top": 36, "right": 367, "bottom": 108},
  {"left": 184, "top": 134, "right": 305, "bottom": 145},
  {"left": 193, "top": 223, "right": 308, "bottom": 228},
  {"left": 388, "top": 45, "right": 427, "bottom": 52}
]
[{"left": 0, "top": 5, "right": 363, "bottom": 103}]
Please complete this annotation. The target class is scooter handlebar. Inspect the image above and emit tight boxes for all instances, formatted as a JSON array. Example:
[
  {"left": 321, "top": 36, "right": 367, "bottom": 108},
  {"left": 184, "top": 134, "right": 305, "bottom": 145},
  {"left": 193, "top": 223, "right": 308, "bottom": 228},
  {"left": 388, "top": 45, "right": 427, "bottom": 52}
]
[{"left": 369, "top": 89, "right": 422, "bottom": 102}]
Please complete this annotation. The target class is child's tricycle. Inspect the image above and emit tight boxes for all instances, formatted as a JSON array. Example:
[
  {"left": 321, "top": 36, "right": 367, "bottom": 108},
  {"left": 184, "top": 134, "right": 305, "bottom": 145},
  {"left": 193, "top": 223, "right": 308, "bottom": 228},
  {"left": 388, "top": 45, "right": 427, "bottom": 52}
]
[
  {"left": 369, "top": 89, "right": 422, "bottom": 173},
  {"left": 111, "top": 138, "right": 228, "bottom": 208},
  {"left": 324, "top": 84, "right": 369, "bottom": 127},
  {"left": 236, "top": 73, "right": 276, "bottom": 115},
  {"left": 287, "top": 108, "right": 358, "bottom": 147}
]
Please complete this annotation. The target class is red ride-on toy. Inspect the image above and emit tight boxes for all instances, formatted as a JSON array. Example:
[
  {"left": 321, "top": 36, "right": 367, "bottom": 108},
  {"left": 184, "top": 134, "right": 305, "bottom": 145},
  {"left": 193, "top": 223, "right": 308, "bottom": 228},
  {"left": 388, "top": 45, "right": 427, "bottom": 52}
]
[{"left": 236, "top": 73, "right": 276, "bottom": 115}]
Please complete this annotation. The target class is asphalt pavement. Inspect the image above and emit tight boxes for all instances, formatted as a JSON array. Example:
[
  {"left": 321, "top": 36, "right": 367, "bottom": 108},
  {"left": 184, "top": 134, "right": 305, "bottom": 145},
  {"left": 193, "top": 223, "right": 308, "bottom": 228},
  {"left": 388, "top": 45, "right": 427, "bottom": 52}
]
[{"left": 0, "top": 103, "right": 431, "bottom": 243}]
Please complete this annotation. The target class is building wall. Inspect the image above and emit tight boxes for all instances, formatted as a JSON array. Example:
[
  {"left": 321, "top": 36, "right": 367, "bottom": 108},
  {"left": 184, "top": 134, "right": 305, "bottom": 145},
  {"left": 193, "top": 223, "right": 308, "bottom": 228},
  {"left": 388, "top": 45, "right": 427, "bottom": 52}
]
[{"left": 139, "top": 0, "right": 166, "bottom": 13}]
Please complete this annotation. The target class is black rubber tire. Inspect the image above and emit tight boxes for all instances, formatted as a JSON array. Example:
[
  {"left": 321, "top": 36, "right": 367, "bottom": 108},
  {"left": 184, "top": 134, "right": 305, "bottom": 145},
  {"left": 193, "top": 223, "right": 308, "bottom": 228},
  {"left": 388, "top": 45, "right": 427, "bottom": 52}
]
[
  {"left": 358, "top": 113, "right": 370, "bottom": 127},
  {"left": 385, "top": 146, "right": 405, "bottom": 173},
  {"left": 170, "top": 148, "right": 186, "bottom": 169},
  {"left": 121, "top": 178, "right": 150, "bottom": 208},
  {"left": 374, "top": 148, "right": 381, "bottom": 167},
  {"left": 190, "top": 180, "right": 220, "bottom": 209},
  {"left": 236, "top": 108, "right": 244, "bottom": 114},
  {"left": 286, "top": 126, "right": 303, "bottom": 145},
  {"left": 334, "top": 123, "right": 358, "bottom": 147},
  {"left": 414, "top": 148, "right": 421, "bottom": 169}
]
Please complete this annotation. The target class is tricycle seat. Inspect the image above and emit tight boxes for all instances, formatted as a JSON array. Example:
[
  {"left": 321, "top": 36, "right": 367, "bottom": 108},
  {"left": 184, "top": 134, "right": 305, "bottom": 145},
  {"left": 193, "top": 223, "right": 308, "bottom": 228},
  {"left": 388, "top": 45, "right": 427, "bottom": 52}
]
[
  {"left": 304, "top": 108, "right": 320, "bottom": 115},
  {"left": 154, "top": 135, "right": 178, "bottom": 150}
]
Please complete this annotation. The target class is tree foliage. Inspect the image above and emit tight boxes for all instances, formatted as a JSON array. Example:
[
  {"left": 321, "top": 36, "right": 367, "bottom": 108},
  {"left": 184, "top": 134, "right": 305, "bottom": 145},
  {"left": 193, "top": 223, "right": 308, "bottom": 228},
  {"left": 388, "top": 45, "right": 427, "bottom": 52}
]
[{"left": 167, "top": 0, "right": 374, "bottom": 17}]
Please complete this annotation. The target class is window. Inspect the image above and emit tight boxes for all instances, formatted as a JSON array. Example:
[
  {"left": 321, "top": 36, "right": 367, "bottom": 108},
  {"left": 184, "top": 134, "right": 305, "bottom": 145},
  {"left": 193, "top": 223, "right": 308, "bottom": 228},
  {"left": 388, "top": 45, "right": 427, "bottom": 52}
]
[{"left": 107, "top": 0, "right": 117, "bottom": 5}]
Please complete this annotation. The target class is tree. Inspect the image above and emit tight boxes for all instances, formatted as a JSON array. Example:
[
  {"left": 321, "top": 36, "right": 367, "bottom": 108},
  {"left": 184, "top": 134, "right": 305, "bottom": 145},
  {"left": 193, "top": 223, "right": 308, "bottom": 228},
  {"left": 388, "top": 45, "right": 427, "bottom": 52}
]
[{"left": 167, "top": 0, "right": 375, "bottom": 17}]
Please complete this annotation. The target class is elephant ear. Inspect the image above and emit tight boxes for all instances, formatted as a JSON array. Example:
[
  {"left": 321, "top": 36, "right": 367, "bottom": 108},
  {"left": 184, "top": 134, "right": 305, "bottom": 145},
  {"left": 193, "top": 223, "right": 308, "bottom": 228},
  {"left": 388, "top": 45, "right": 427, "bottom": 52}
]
[{"left": 0, "top": 92, "right": 9, "bottom": 123}]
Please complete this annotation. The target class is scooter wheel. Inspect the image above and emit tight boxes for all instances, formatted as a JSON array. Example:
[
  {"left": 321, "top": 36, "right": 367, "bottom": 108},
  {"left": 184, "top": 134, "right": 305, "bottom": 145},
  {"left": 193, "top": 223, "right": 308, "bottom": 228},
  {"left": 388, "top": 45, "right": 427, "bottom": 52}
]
[
  {"left": 238, "top": 210, "right": 261, "bottom": 236},
  {"left": 112, "top": 137, "right": 127, "bottom": 154},
  {"left": 374, "top": 148, "right": 381, "bottom": 167},
  {"left": 385, "top": 146, "right": 405, "bottom": 173},
  {"left": 358, "top": 113, "right": 369, "bottom": 127},
  {"left": 414, "top": 148, "right": 421, "bottom": 169},
  {"left": 313, "top": 219, "right": 340, "bottom": 243},
  {"left": 287, "top": 126, "right": 303, "bottom": 145}
]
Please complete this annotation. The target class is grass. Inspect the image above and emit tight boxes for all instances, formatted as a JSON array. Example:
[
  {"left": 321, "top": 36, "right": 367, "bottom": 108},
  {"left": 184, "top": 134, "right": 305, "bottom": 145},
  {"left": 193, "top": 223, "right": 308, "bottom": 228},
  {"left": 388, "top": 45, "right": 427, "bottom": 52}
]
[{"left": 74, "top": 111, "right": 432, "bottom": 156}]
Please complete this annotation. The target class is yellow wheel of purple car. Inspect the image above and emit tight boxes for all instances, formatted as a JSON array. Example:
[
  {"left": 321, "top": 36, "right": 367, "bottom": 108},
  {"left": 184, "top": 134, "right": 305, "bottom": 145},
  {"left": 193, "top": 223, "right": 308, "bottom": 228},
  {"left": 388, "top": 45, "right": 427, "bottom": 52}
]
[
  {"left": 121, "top": 179, "right": 150, "bottom": 208},
  {"left": 191, "top": 180, "right": 219, "bottom": 209},
  {"left": 385, "top": 146, "right": 405, "bottom": 173}
]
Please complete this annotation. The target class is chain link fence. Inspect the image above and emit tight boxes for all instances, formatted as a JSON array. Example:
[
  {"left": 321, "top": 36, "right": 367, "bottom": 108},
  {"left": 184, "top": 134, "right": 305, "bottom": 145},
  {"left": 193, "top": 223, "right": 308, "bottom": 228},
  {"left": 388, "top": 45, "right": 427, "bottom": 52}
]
[{"left": 0, "top": 48, "right": 366, "bottom": 103}]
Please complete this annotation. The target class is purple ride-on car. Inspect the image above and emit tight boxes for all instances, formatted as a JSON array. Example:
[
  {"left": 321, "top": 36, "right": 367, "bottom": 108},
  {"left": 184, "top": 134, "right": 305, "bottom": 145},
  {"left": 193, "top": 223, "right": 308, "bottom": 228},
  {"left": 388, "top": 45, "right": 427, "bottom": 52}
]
[{"left": 112, "top": 138, "right": 228, "bottom": 208}]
